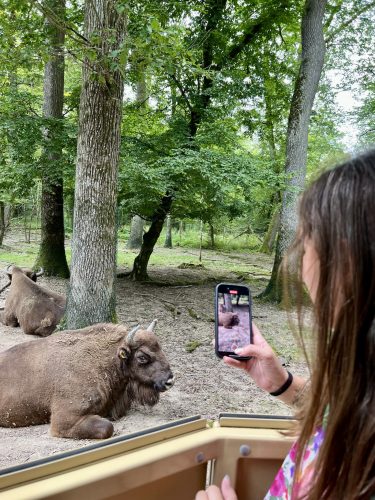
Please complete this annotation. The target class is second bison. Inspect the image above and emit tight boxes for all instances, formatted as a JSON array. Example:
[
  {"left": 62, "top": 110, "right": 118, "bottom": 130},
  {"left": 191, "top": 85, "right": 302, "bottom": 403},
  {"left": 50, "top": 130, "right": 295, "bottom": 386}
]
[
  {"left": 218, "top": 312, "right": 240, "bottom": 329},
  {"left": 0, "top": 265, "right": 66, "bottom": 336},
  {"left": 0, "top": 320, "right": 174, "bottom": 439}
]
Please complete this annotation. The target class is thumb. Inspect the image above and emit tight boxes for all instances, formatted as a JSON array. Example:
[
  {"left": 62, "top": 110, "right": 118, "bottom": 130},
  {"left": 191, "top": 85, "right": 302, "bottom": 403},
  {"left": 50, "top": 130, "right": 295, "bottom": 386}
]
[
  {"left": 221, "top": 475, "right": 238, "bottom": 500},
  {"left": 235, "top": 343, "right": 266, "bottom": 358}
]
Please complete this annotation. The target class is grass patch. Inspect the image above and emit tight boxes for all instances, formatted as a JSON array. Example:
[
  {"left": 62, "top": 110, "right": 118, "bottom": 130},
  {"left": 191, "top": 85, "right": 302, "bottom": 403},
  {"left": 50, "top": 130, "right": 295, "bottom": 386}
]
[
  {"left": 0, "top": 230, "right": 272, "bottom": 292},
  {"left": 0, "top": 245, "right": 39, "bottom": 268},
  {"left": 185, "top": 340, "right": 202, "bottom": 353},
  {"left": 164, "top": 227, "right": 261, "bottom": 252}
]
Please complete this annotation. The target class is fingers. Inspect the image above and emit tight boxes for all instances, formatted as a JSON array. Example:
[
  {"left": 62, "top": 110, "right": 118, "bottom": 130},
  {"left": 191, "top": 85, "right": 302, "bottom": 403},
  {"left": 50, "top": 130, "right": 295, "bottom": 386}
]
[
  {"left": 252, "top": 322, "right": 267, "bottom": 345},
  {"left": 235, "top": 343, "right": 267, "bottom": 358},
  {"left": 222, "top": 342, "right": 268, "bottom": 370},
  {"left": 195, "top": 491, "right": 209, "bottom": 500},
  {"left": 195, "top": 490, "right": 209, "bottom": 500},
  {"left": 195, "top": 485, "right": 224, "bottom": 500},
  {"left": 223, "top": 355, "right": 243, "bottom": 368},
  {"left": 195, "top": 476, "right": 237, "bottom": 500},
  {"left": 221, "top": 475, "right": 238, "bottom": 500}
]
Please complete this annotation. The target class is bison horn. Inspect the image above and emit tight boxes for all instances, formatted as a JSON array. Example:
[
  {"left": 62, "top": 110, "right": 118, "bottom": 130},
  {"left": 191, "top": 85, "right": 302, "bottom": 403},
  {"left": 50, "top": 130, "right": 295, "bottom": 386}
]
[
  {"left": 146, "top": 319, "right": 158, "bottom": 332},
  {"left": 0, "top": 282, "right": 11, "bottom": 295},
  {"left": 127, "top": 324, "right": 141, "bottom": 344},
  {"left": 5, "top": 264, "right": 13, "bottom": 274},
  {"left": 35, "top": 267, "right": 44, "bottom": 277}
]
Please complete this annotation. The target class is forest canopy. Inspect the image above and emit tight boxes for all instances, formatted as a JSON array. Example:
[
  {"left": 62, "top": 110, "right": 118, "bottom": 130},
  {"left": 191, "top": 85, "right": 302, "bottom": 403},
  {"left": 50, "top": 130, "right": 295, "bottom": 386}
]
[{"left": 0, "top": 0, "right": 374, "bottom": 314}]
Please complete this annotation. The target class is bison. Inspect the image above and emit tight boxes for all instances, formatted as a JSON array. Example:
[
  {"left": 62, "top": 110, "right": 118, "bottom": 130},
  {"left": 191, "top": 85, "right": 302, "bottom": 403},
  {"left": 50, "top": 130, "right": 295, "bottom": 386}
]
[
  {"left": 218, "top": 312, "right": 240, "bottom": 329},
  {"left": 0, "top": 320, "right": 174, "bottom": 439},
  {"left": 0, "top": 265, "right": 66, "bottom": 336}
]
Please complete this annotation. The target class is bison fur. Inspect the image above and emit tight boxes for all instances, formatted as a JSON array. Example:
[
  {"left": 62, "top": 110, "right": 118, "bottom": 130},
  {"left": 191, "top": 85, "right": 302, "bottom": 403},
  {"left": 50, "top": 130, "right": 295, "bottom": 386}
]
[
  {"left": 0, "top": 321, "right": 174, "bottom": 439},
  {"left": 0, "top": 265, "right": 65, "bottom": 336},
  {"left": 218, "top": 312, "right": 240, "bottom": 329}
]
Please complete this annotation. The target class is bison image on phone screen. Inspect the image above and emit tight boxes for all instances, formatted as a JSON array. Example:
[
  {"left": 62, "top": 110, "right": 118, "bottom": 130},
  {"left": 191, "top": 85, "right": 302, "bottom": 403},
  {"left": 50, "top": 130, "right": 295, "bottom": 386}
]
[{"left": 217, "top": 290, "right": 251, "bottom": 353}]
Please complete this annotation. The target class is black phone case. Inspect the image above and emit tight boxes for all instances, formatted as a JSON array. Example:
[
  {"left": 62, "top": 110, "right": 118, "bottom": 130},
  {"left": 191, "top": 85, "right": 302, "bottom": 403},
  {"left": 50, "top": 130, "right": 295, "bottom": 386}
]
[{"left": 214, "top": 283, "right": 253, "bottom": 359}]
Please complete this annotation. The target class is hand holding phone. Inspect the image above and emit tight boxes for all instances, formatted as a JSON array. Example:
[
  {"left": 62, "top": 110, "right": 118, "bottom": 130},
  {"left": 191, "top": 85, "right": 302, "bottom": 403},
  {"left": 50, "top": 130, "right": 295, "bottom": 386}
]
[{"left": 215, "top": 283, "right": 253, "bottom": 360}]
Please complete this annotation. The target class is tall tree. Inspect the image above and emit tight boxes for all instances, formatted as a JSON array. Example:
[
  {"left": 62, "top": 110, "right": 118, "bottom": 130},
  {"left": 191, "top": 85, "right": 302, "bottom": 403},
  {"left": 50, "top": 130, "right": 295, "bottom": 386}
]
[
  {"left": 128, "top": 0, "right": 295, "bottom": 281},
  {"left": 66, "top": 0, "right": 127, "bottom": 328},
  {"left": 164, "top": 213, "right": 172, "bottom": 248},
  {"left": 126, "top": 215, "right": 144, "bottom": 250},
  {"left": 35, "top": 0, "right": 70, "bottom": 277},
  {"left": 125, "top": 53, "right": 147, "bottom": 250},
  {"left": 260, "top": 0, "right": 327, "bottom": 301}
]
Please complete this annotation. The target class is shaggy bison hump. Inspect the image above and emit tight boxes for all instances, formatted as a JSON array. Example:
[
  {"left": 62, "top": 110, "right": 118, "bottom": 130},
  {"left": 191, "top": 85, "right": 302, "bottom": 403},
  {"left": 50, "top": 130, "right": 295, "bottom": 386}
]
[{"left": 218, "top": 312, "right": 240, "bottom": 329}]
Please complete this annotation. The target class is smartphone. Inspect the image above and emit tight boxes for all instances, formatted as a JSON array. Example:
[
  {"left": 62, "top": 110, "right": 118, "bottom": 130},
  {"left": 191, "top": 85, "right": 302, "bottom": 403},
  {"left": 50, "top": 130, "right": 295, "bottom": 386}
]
[{"left": 215, "top": 283, "right": 253, "bottom": 360}]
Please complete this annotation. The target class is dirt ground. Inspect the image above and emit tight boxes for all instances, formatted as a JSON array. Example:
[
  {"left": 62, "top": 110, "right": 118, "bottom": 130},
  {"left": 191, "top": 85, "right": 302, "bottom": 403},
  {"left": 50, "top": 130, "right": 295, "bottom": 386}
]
[{"left": 0, "top": 245, "right": 308, "bottom": 472}]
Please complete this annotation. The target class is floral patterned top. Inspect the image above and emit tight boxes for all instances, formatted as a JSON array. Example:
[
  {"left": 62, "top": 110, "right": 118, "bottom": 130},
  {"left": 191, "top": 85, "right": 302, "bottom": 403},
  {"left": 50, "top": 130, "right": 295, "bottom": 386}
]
[{"left": 264, "top": 424, "right": 326, "bottom": 499}]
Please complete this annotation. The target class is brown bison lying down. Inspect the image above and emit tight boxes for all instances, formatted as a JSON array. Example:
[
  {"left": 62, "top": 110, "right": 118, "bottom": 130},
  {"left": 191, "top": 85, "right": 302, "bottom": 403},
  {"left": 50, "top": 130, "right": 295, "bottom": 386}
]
[
  {"left": 0, "top": 321, "right": 174, "bottom": 439},
  {"left": 218, "top": 312, "right": 240, "bottom": 329},
  {"left": 0, "top": 265, "right": 65, "bottom": 336}
]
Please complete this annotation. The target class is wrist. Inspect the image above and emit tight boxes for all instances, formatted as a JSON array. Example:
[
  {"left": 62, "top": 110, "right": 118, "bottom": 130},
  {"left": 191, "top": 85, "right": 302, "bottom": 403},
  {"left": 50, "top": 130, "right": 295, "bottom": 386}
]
[
  {"left": 269, "top": 371, "right": 293, "bottom": 397},
  {"left": 265, "top": 369, "right": 290, "bottom": 394},
  {"left": 275, "top": 375, "right": 309, "bottom": 407}
]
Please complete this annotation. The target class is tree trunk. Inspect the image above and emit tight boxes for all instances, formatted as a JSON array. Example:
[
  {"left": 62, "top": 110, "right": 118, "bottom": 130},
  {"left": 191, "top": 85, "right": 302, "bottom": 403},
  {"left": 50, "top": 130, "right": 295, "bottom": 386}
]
[
  {"left": 164, "top": 213, "right": 172, "bottom": 248},
  {"left": 223, "top": 293, "right": 233, "bottom": 313},
  {"left": 126, "top": 215, "right": 144, "bottom": 249},
  {"left": 188, "top": 0, "right": 227, "bottom": 138},
  {"left": 260, "top": 208, "right": 280, "bottom": 254},
  {"left": 66, "top": 0, "right": 126, "bottom": 328},
  {"left": 199, "top": 220, "right": 203, "bottom": 262},
  {"left": 35, "top": 0, "right": 69, "bottom": 278},
  {"left": 0, "top": 202, "right": 6, "bottom": 246},
  {"left": 179, "top": 220, "right": 184, "bottom": 244},
  {"left": 260, "top": 0, "right": 327, "bottom": 302},
  {"left": 209, "top": 223, "right": 215, "bottom": 249},
  {"left": 130, "top": 195, "right": 172, "bottom": 281},
  {"left": 125, "top": 62, "right": 147, "bottom": 251}
]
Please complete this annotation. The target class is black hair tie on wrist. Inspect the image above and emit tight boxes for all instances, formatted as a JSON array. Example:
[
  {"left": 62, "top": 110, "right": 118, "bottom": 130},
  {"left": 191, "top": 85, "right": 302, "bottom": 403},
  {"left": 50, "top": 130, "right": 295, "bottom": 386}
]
[{"left": 269, "top": 371, "right": 293, "bottom": 396}]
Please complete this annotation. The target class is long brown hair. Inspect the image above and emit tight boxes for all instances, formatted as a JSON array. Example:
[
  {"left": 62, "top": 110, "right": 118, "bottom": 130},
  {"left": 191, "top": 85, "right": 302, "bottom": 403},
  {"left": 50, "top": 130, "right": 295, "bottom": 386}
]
[{"left": 291, "top": 150, "right": 375, "bottom": 499}]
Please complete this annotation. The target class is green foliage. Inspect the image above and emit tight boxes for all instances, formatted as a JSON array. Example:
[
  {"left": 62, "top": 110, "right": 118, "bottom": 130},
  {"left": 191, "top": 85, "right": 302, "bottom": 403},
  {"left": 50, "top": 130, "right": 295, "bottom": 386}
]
[
  {"left": 0, "top": 0, "right": 373, "bottom": 263},
  {"left": 119, "top": 146, "right": 280, "bottom": 230}
]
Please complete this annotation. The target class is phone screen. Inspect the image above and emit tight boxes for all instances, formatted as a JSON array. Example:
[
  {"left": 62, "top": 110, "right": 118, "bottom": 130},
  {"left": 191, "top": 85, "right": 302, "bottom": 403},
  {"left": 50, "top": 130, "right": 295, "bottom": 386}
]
[{"left": 215, "top": 283, "right": 252, "bottom": 359}]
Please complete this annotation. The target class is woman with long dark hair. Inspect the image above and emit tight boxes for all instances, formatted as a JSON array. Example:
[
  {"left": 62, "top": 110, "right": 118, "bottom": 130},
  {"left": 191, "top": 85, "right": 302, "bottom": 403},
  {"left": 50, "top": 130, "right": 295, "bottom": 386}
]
[{"left": 196, "top": 151, "right": 375, "bottom": 499}]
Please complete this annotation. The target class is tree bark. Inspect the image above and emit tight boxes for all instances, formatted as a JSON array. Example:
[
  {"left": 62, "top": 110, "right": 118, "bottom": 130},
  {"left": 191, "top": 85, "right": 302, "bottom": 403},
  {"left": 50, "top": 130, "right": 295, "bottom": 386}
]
[
  {"left": 260, "top": 0, "right": 327, "bottom": 302},
  {"left": 164, "top": 213, "right": 172, "bottom": 248},
  {"left": 125, "top": 61, "right": 146, "bottom": 251},
  {"left": 126, "top": 215, "right": 144, "bottom": 249},
  {"left": 0, "top": 202, "right": 6, "bottom": 246},
  {"left": 188, "top": 0, "right": 227, "bottom": 138},
  {"left": 66, "top": 0, "right": 126, "bottom": 328},
  {"left": 209, "top": 223, "right": 215, "bottom": 249},
  {"left": 130, "top": 195, "right": 172, "bottom": 281},
  {"left": 223, "top": 293, "right": 233, "bottom": 313},
  {"left": 179, "top": 220, "right": 185, "bottom": 244},
  {"left": 35, "top": 0, "right": 69, "bottom": 278},
  {"left": 260, "top": 208, "right": 280, "bottom": 254}
]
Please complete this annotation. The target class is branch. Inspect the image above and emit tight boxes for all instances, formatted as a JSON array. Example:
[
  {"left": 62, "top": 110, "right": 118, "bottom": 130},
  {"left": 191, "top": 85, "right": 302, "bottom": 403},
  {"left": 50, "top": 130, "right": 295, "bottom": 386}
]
[
  {"left": 225, "top": 21, "right": 264, "bottom": 63},
  {"left": 359, "top": 127, "right": 375, "bottom": 137},
  {"left": 168, "top": 74, "right": 193, "bottom": 112},
  {"left": 325, "top": 0, "right": 375, "bottom": 44},
  {"left": 278, "top": 25, "right": 286, "bottom": 45},
  {"left": 33, "top": 0, "right": 90, "bottom": 46},
  {"left": 324, "top": 0, "right": 344, "bottom": 31},
  {"left": 218, "top": 0, "right": 290, "bottom": 69}
]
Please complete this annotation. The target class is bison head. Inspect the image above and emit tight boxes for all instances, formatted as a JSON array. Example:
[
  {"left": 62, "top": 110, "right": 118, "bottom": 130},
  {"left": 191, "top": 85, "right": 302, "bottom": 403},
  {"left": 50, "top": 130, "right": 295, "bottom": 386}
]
[
  {"left": 5, "top": 265, "right": 44, "bottom": 283},
  {"left": 118, "top": 320, "right": 174, "bottom": 406}
]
